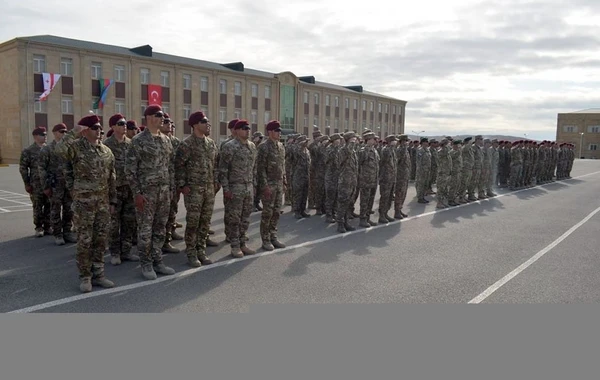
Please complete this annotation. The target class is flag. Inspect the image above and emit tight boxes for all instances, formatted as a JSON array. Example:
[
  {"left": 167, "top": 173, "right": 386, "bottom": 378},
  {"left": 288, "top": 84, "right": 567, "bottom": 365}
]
[
  {"left": 93, "top": 79, "right": 114, "bottom": 109},
  {"left": 38, "top": 73, "right": 61, "bottom": 101},
  {"left": 148, "top": 84, "right": 162, "bottom": 106}
]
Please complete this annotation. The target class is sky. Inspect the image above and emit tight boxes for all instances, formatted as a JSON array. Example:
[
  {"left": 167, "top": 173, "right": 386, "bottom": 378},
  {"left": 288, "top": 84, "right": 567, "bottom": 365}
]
[{"left": 2, "top": 0, "right": 600, "bottom": 141}]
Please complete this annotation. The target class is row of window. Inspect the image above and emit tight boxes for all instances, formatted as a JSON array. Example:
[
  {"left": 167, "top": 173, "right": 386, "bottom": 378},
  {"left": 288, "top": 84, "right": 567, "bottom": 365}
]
[
  {"left": 563, "top": 125, "right": 600, "bottom": 133},
  {"left": 302, "top": 91, "right": 400, "bottom": 114}
]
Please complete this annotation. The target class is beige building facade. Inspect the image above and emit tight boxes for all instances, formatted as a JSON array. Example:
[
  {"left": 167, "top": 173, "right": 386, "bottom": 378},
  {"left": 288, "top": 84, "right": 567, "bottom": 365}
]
[
  {"left": 0, "top": 35, "right": 406, "bottom": 164},
  {"left": 556, "top": 108, "right": 600, "bottom": 159}
]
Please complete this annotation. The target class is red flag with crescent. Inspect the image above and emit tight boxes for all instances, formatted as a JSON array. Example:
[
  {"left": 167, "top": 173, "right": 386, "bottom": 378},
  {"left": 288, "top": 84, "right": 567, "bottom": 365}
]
[{"left": 148, "top": 84, "right": 162, "bottom": 106}]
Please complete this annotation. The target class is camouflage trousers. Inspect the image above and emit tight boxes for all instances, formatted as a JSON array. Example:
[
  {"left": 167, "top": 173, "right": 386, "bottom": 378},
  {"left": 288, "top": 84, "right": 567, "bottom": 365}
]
[
  {"left": 336, "top": 181, "right": 356, "bottom": 223},
  {"left": 108, "top": 185, "right": 136, "bottom": 258},
  {"left": 394, "top": 174, "right": 410, "bottom": 213},
  {"left": 429, "top": 166, "right": 438, "bottom": 190},
  {"left": 410, "top": 162, "right": 416, "bottom": 181},
  {"left": 359, "top": 186, "right": 376, "bottom": 219},
  {"left": 165, "top": 189, "right": 180, "bottom": 242},
  {"left": 136, "top": 184, "right": 171, "bottom": 266},
  {"left": 489, "top": 168, "right": 498, "bottom": 191},
  {"left": 469, "top": 168, "right": 482, "bottom": 197},
  {"left": 284, "top": 173, "right": 293, "bottom": 205},
  {"left": 30, "top": 190, "right": 50, "bottom": 230},
  {"left": 49, "top": 182, "right": 73, "bottom": 237},
  {"left": 314, "top": 175, "right": 326, "bottom": 213},
  {"left": 479, "top": 167, "right": 490, "bottom": 195},
  {"left": 350, "top": 184, "right": 360, "bottom": 214},
  {"left": 415, "top": 169, "right": 430, "bottom": 199},
  {"left": 459, "top": 168, "right": 472, "bottom": 199},
  {"left": 436, "top": 172, "right": 451, "bottom": 204},
  {"left": 378, "top": 180, "right": 395, "bottom": 214},
  {"left": 260, "top": 183, "right": 283, "bottom": 242},
  {"left": 224, "top": 183, "right": 253, "bottom": 248},
  {"left": 325, "top": 176, "right": 339, "bottom": 218},
  {"left": 509, "top": 164, "right": 521, "bottom": 188},
  {"left": 184, "top": 185, "right": 215, "bottom": 258},
  {"left": 308, "top": 167, "right": 317, "bottom": 208},
  {"left": 448, "top": 173, "right": 462, "bottom": 202},
  {"left": 292, "top": 176, "right": 309, "bottom": 213},
  {"left": 73, "top": 193, "right": 110, "bottom": 280}
]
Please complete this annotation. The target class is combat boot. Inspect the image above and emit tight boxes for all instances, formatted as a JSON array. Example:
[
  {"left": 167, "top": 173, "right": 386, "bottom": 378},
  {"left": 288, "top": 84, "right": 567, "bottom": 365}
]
[
  {"left": 198, "top": 252, "right": 213, "bottom": 265},
  {"left": 325, "top": 215, "right": 335, "bottom": 223},
  {"left": 171, "top": 230, "right": 184, "bottom": 240},
  {"left": 301, "top": 210, "right": 311, "bottom": 218},
  {"left": 162, "top": 242, "right": 180, "bottom": 254},
  {"left": 316, "top": 210, "right": 323, "bottom": 216},
  {"left": 394, "top": 212, "right": 404, "bottom": 220},
  {"left": 80, "top": 277, "right": 92, "bottom": 293},
  {"left": 55, "top": 236, "right": 66, "bottom": 246},
  {"left": 436, "top": 202, "right": 447, "bottom": 209},
  {"left": 231, "top": 247, "right": 244, "bottom": 258},
  {"left": 187, "top": 255, "right": 202, "bottom": 268},
  {"left": 154, "top": 263, "right": 175, "bottom": 275},
  {"left": 271, "top": 239, "right": 286, "bottom": 249},
  {"left": 295, "top": 212, "right": 303, "bottom": 219},
  {"left": 378, "top": 212, "right": 388, "bottom": 224},
  {"left": 359, "top": 218, "right": 371, "bottom": 228},
  {"left": 206, "top": 238, "right": 219, "bottom": 247},
  {"left": 385, "top": 214, "right": 395, "bottom": 222},
  {"left": 344, "top": 222, "right": 356, "bottom": 232},
  {"left": 337, "top": 223, "right": 347, "bottom": 233},
  {"left": 64, "top": 232, "right": 77, "bottom": 243},
  {"left": 92, "top": 277, "right": 115, "bottom": 288},
  {"left": 368, "top": 218, "right": 379, "bottom": 226},
  {"left": 110, "top": 256, "right": 122, "bottom": 266},
  {"left": 400, "top": 210, "right": 408, "bottom": 218},
  {"left": 262, "top": 241, "right": 275, "bottom": 251},
  {"left": 35, "top": 228, "right": 44, "bottom": 237},
  {"left": 121, "top": 253, "right": 140, "bottom": 262},
  {"left": 241, "top": 245, "right": 257, "bottom": 256},
  {"left": 486, "top": 192, "right": 497, "bottom": 197},
  {"left": 142, "top": 265, "right": 157, "bottom": 280}
]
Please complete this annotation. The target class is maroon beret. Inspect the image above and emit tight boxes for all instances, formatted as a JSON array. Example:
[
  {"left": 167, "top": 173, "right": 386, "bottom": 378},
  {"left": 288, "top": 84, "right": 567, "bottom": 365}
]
[
  {"left": 78, "top": 115, "right": 101, "bottom": 128},
  {"left": 139, "top": 125, "right": 146, "bottom": 131},
  {"left": 266, "top": 120, "right": 282, "bottom": 132},
  {"left": 233, "top": 119, "right": 250, "bottom": 130},
  {"left": 228, "top": 118, "right": 240, "bottom": 130},
  {"left": 188, "top": 111, "right": 208, "bottom": 127},
  {"left": 126, "top": 120, "right": 138, "bottom": 129},
  {"left": 52, "top": 123, "right": 67, "bottom": 132},
  {"left": 143, "top": 104, "right": 163, "bottom": 117},
  {"left": 109, "top": 113, "right": 126, "bottom": 127},
  {"left": 106, "top": 129, "right": 114, "bottom": 138},
  {"left": 32, "top": 126, "right": 47, "bottom": 136},
  {"left": 163, "top": 112, "right": 171, "bottom": 121}
]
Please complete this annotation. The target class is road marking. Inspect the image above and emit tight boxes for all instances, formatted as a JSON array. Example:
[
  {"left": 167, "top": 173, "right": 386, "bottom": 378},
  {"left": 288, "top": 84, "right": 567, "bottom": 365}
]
[
  {"left": 7, "top": 171, "right": 600, "bottom": 313},
  {"left": 0, "top": 197, "right": 31, "bottom": 206},
  {"left": 469, "top": 205, "right": 600, "bottom": 304},
  {"left": 0, "top": 207, "right": 10, "bottom": 213}
]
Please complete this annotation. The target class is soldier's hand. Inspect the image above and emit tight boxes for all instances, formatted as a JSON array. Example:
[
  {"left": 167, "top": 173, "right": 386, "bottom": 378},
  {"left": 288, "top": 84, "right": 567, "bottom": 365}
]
[
  {"left": 180, "top": 186, "right": 191, "bottom": 195},
  {"left": 224, "top": 191, "right": 233, "bottom": 200},
  {"left": 25, "top": 185, "right": 33, "bottom": 194},
  {"left": 135, "top": 194, "right": 147, "bottom": 211},
  {"left": 262, "top": 186, "right": 272, "bottom": 200},
  {"left": 43, "top": 188, "right": 52, "bottom": 198}
]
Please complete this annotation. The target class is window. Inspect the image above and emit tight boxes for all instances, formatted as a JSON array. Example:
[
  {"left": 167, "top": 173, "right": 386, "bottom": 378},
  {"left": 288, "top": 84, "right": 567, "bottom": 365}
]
[
  {"left": 140, "top": 68, "right": 150, "bottom": 84},
  {"left": 344, "top": 120, "right": 349, "bottom": 129},
  {"left": 91, "top": 62, "right": 102, "bottom": 79},
  {"left": 385, "top": 104, "right": 389, "bottom": 113},
  {"left": 160, "top": 71, "right": 170, "bottom": 87},
  {"left": 588, "top": 126, "right": 600, "bottom": 133},
  {"left": 140, "top": 101, "right": 148, "bottom": 116},
  {"left": 33, "top": 55, "right": 46, "bottom": 73},
  {"left": 200, "top": 76, "right": 209, "bottom": 92},
  {"left": 61, "top": 96, "right": 73, "bottom": 114},
  {"left": 314, "top": 93, "right": 319, "bottom": 105},
  {"left": 264, "top": 85, "right": 271, "bottom": 99},
  {"left": 314, "top": 117, "right": 318, "bottom": 126},
  {"left": 564, "top": 126, "right": 577, "bottom": 133},
  {"left": 304, "top": 117, "right": 308, "bottom": 127},
  {"left": 353, "top": 99, "right": 358, "bottom": 110},
  {"left": 378, "top": 103, "right": 382, "bottom": 112},
  {"left": 264, "top": 111, "right": 271, "bottom": 123},
  {"left": 219, "top": 79, "right": 227, "bottom": 94},
  {"left": 304, "top": 91, "right": 309, "bottom": 103},
  {"left": 251, "top": 84, "right": 258, "bottom": 97},
  {"left": 345, "top": 98, "right": 349, "bottom": 108},
  {"left": 115, "top": 100, "right": 125, "bottom": 114},
  {"left": 392, "top": 105, "right": 396, "bottom": 114},
  {"left": 251, "top": 110, "right": 257, "bottom": 123},
  {"left": 219, "top": 108, "right": 227, "bottom": 122},
  {"left": 183, "top": 74, "right": 191, "bottom": 90},
  {"left": 60, "top": 58, "right": 73, "bottom": 76},
  {"left": 114, "top": 65, "right": 125, "bottom": 82},
  {"left": 590, "top": 144, "right": 598, "bottom": 151},
  {"left": 234, "top": 109, "right": 241, "bottom": 119},
  {"left": 234, "top": 81, "right": 242, "bottom": 96},
  {"left": 370, "top": 101, "right": 374, "bottom": 111},
  {"left": 325, "top": 119, "right": 329, "bottom": 126},
  {"left": 162, "top": 104, "right": 170, "bottom": 115},
  {"left": 334, "top": 96, "right": 339, "bottom": 107},
  {"left": 183, "top": 105, "right": 191, "bottom": 120},
  {"left": 34, "top": 93, "right": 46, "bottom": 113},
  {"left": 362, "top": 100, "right": 367, "bottom": 111},
  {"left": 334, "top": 119, "right": 339, "bottom": 128},
  {"left": 325, "top": 95, "right": 330, "bottom": 106}
]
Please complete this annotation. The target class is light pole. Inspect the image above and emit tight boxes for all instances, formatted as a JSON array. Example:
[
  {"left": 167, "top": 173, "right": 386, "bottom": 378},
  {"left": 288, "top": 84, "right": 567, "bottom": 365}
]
[
  {"left": 580, "top": 132, "right": 584, "bottom": 159},
  {"left": 412, "top": 130, "right": 425, "bottom": 137}
]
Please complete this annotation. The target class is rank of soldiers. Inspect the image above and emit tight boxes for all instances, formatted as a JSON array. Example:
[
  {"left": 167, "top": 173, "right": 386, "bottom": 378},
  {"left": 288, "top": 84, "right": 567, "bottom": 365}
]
[{"left": 19, "top": 106, "right": 576, "bottom": 293}]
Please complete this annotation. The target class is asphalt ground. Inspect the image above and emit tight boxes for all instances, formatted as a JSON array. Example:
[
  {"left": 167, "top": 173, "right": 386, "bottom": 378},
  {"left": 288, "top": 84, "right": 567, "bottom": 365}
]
[{"left": 1, "top": 161, "right": 599, "bottom": 312}]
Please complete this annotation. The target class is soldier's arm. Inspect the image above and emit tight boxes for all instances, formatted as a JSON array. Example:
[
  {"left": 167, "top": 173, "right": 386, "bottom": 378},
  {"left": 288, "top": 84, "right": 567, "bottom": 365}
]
[
  {"left": 168, "top": 142, "right": 175, "bottom": 192},
  {"left": 252, "top": 144, "right": 258, "bottom": 189},
  {"left": 108, "top": 152, "right": 117, "bottom": 205},
  {"left": 64, "top": 144, "right": 76, "bottom": 191},
  {"left": 55, "top": 131, "right": 74, "bottom": 159},
  {"left": 37, "top": 147, "right": 50, "bottom": 190},
  {"left": 218, "top": 144, "right": 232, "bottom": 194},
  {"left": 19, "top": 150, "right": 30, "bottom": 187},
  {"left": 125, "top": 143, "right": 142, "bottom": 196},
  {"left": 212, "top": 141, "right": 220, "bottom": 189},
  {"left": 174, "top": 143, "right": 187, "bottom": 189},
  {"left": 282, "top": 145, "right": 287, "bottom": 188},
  {"left": 256, "top": 145, "right": 268, "bottom": 191}
]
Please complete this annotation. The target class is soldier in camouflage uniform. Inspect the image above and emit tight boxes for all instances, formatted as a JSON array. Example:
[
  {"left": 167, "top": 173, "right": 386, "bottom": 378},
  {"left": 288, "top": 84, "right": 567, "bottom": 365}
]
[
  {"left": 509, "top": 140, "right": 523, "bottom": 190},
  {"left": 284, "top": 133, "right": 298, "bottom": 206},
  {"left": 480, "top": 139, "right": 492, "bottom": 198},
  {"left": 175, "top": 111, "right": 219, "bottom": 268},
  {"left": 103, "top": 114, "right": 140, "bottom": 265},
  {"left": 458, "top": 137, "right": 474, "bottom": 203},
  {"left": 489, "top": 139, "right": 499, "bottom": 195},
  {"left": 357, "top": 132, "right": 380, "bottom": 228},
  {"left": 436, "top": 138, "right": 452, "bottom": 208},
  {"left": 409, "top": 140, "right": 418, "bottom": 181},
  {"left": 252, "top": 131, "right": 265, "bottom": 212},
  {"left": 291, "top": 135, "right": 311, "bottom": 219},
  {"left": 470, "top": 135, "right": 485, "bottom": 200},
  {"left": 324, "top": 133, "right": 342, "bottom": 223},
  {"left": 20, "top": 126, "right": 50, "bottom": 237},
  {"left": 415, "top": 137, "right": 432, "bottom": 203},
  {"left": 38, "top": 123, "right": 75, "bottom": 245},
  {"left": 308, "top": 129, "right": 323, "bottom": 209},
  {"left": 336, "top": 132, "right": 359, "bottom": 233},
  {"left": 428, "top": 139, "right": 439, "bottom": 195},
  {"left": 219, "top": 119, "right": 258, "bottom": 258},
  {"left": 313, "top": 135, "right": 330, "bottom": 215},
  {"left": 126, "top": 105, "right": 176, "bottom": 280},
  {"left": 393, "top": 134, "right": 411, "bottom": 219},
  {"left": 216, "top": 119, "right": 240, "bottom": 242},
  {"left": 378, "top": 135, "right": 397, "bottom": 223},
  {"left": 257, "top": 120, "right": 287, "bottom": 251},
  {"left": 64, "top": 114, "right": 116, "bottom": 293},
  {"left": 448, "top": 140, "right": 463, "bottom": 206},
  {"left": 566, "top": 144, "right": 575, "bottom": 178}
]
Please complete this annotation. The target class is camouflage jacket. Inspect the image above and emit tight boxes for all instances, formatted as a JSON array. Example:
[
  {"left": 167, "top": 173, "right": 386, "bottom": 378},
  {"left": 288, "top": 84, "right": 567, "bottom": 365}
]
[
  {"left": 462, "top": 144, "right": 474, "bottom": 170},
  {"left": 291, "top": 147, "right": 311, "bottom": 180},
  {"left": 19, "top": 143, "right": 45, "bottom": 189},
  {"left": 510, "top": 146, "right": 523, "bottom": 165},
  {"left": 379, "top": 145, "right": 397, "bottom": 184},
  {"left": 396, "top": 145, "right": 411, "bottom": 180},
  {"left": 38, "top": 140, "right": 66, "bottom": 190},
  {"left": 472, "top": 144, "right": 484, "bottom": 169},
  {"left": 218, "top": 138, "right": 257, "bottom": 193},
  {"left": 256, "top": 138, "right": 286, "bottom": 190},
  {"left": 325, "top": 145, "right": 341, "bottom": 180},
  {"left": 103, "top": 135, "right": 132, "bottom": 187},
  {"left": 358, "top": 145, "right": 380, "bottom": 188},
  {"left": 416, "top": 146, "right": 432, "bottom": 174},
  {"left": 449, "top": 148, "right": 463, "bottom": 176},
  {"left": 437, "top": 145, "right": 452, "bottom": 175},
  {"left": 175, "top": 134, "right": 218, "bottom": 189},
  {"left": 125, "top": 128, "right": 174, "bottom": 195},
  {"left": 337, "top": 144, "right": 359, "bottom": 187}
]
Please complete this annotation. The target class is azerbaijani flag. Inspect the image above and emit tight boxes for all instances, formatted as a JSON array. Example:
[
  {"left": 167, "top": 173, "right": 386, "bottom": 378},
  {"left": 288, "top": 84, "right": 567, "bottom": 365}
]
[{"left": 93, "top": 78, "right": 114, "bottom": 109}]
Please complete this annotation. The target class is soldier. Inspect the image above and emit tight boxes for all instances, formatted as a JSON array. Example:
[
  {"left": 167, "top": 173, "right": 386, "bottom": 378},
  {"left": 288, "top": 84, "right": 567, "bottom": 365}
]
[
  {"left": 20, "top": 126, "right": 51, "bottom": 237},
  {"left": 480, "top": 139, "right": 492, "bottom": 198},
  {"left": 509, "top": 140, "right": 523, "bottom": 190},
  {"left": 428, "top": 139, "right": 439, "bottom": 195},
  {"left": 324, "top": 133, "right": 342, "bottom": 224},
  {"left": 470, "top": 135, "right": 485, "bottom": 200},
  {"left": 336, "top": 132, "right": 359, "bottom": 233},
  {"left": 126, "top": 105, "right": 176, "bottom": 280},
  {"left": 284, "top": 133, "right": 298, "bottom": 206},
  {"left": 409, "top": 140, "right": 418, "bottom": 181},
  {"left": 378, "top": 135, "right": 397, "bottom": 223},
  {"left": 312, "top": 135, "right": 329, "bottom": 215},
  {"left": 216, "top": 119, "right": 240, "bottom": 242},
  {"left": 489, "top": 139, "right": 500, "bottom": 194},
  {"left": 257, "top": 120, "right": 287, "bottom": 251},
  {"left": 252, "top": 131, "right": 265, "bottom": 212},
  {"left": 38, "top": 123, "right": 75, "bottom": 245},
  {"left": 103, "top": 114, "right": 140, "bottom": 265},
  {"left": 125, "top": 120, "right": 139, "bottom": 139},
  {"left": 219, "top": 119, "right": 258, "bottom": 258},
  {"left": 308, "top": 128, "right": 323, "bottom": 209},
  {"left": 175, "top": 111, "right": 219, "bottom": 268},
  {"left": 448, "top": 140, "right": 463, "bottom": 206},
  {"left": 290, "top": 135, "right": 311, "bottom": 219},
  {"left": 458, "top": 137, "right": 474, "bottom": 203},
  {"left": 393, "top": 134, "right": 411, "bottom": 219},
  {"left": 415, "top": 137, "right": 432, "bottom": 203},
  {"left": 357, "top": 132, "right": 380, "bottom": 228},
  {"left": 436, "top": 138, "right": 452, "bottom": 208},
  {"left": 64, "top": 114, "right": 116, "bottom": 293}
]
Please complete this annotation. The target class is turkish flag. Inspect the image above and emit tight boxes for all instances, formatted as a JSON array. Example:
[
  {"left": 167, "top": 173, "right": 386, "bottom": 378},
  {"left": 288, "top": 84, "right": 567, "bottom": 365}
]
[{"left": 148, "top": 84, "right": 162, "bottom": 106}]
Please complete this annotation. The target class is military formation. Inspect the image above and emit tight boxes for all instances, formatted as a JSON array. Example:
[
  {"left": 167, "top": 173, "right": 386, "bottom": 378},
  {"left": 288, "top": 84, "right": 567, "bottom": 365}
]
[{"left": 19, "top": 107, "right": 576, "bottom": 293}]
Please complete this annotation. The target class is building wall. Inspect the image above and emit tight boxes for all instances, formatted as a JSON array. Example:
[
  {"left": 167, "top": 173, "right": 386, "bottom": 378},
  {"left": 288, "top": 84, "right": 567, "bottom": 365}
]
[
  {"left": 557, "top": 113, "right": 600, "bottom": 159},
  {"left": 0, "top": 42, "right": 22, "bottom": 164}
]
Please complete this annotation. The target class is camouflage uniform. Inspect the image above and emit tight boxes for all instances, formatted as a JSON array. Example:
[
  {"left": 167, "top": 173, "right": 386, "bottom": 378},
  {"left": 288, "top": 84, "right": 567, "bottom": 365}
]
[
  {"left": 284, "top": 139, "right": 297, "bottom": 206},
  {"left": 165, "top": 135, "right": 182, "bottom": 244},
  {"left": 428, "top": 144, "right": 439, "bottom": 192},
  {"left": 65, "top": 137, "right": 116, "bottom": 282},
  {"left": 409, "top": 144, "right": 417, "bottom": 181},
  {"left": 38, "top": 140, "right": 73, "bottom": 239},
  {"left": 324, "top": 137, "right": 341, "bottom": 222},
  {"left": 175, "top": 134, "right": 218, "bottom": 264},
  {"left": 490, "top": 144, "right": 499, "bottom": 192},
  {"left": 219, "top": 138, "right": 257, "bottom": 251},
  {"left": 257, "top": 138, "right": 286, "bottom": 245},
  {"left": 358, "top": 141, "right": 380, "bottom": 225},
  {"left": 308, "top": 138, "right": 320, "bottom": 209},
  {"left": 336, "top": 134, "right": 359, "bottom": 232},
  {"left": 415, "top": 145, "right": 432, "bottom": 201},
  {"left": 470, "top": 143, "right": 483, "bottom": 199},
  {"left": 509, "top": 143, "right": 522, "bottom": 189},
  {"left": 436, "top": 142, "right": 452, "bottom": 207},
  {"left": 126, "top": 128, "right": 175, "bottom": 275},
  {"left": 459, "top": 142, "right": 474, "bottom": 202},
  {"left": 20, "top": 143, "right": 50, "bottom": 233},
  {"left": 291, "top": 141, "right": 311, "bottom": 217},
  {"left": 394, "top": 139, "right": 411, "bottom": 218},
  {"left": 480, "top": 144, "right": 491, "bottom": 197},
  {"left": 217, "top": 135, "right": 235, "bottom": 238},
  {"left": 313, "top": 138, "right": 328, "bottom": 214},
  {"left": 378, "top": 137, "right": 397, "bottom": 221},
  {"left": 448, "top": 143, "right": 463, "bottom": 204}
]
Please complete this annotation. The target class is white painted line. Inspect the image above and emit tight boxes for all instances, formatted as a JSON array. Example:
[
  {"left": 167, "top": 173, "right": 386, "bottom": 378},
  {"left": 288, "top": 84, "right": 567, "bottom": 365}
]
[
  {"left": 7, "top": 171, "right": 600, "bottom": 313},
  {"left": 0, "top": 197, "right": 32, "bottom": 206},
  {"left": 0, "top": 190, "right": 31, "bottom": 197},
  {"left": 469, "top": 205, "right": 600, "bottom": 304},
  {"left": 2, "top": 205, "right": 32, "bottom": 209},
  {"left": 0, "top": 207, "right": 10, "bottom": 213}
]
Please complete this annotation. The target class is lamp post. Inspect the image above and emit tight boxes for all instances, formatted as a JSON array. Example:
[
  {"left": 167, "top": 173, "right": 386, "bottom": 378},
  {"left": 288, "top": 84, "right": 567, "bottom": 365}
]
[
  {"left": 580, "top": 132, "right": 584, "bottom": 159},
  {"left": 412, "top": 130, "right": 425, "bottom": 137}
]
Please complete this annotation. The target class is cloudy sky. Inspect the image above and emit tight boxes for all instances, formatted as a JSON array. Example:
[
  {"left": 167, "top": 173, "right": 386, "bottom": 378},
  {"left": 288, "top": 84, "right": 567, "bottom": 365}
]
[{"left": 2, "top": 0, "right": 600, "bottom": 140}]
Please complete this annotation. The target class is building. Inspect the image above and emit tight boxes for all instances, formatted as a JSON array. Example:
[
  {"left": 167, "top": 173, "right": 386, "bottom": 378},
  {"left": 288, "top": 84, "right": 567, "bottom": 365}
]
[
  {"left": 0, "top": 35, "right": 407, "bottom": 164},
  {"left": 556, "top": 108, "right": 600, "bottom": 159}
]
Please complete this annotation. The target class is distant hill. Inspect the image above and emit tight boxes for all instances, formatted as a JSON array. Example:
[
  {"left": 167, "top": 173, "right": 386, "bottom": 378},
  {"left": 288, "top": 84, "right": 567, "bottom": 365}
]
[{"left": 406, "top": 134, "right": 540, "bottom": 142}]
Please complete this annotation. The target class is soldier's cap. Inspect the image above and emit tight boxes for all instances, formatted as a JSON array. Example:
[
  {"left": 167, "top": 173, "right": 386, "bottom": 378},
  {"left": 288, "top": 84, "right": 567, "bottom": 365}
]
[
  {"left": 429, "top": 138, "right": 437, "bottom": 143},
  {"left": 32, "top": 126, "right": 47, "bottom": 136},
  {"left": 139, "top": 125, "right": 146, "bottom": 131},
  {"left": 385, "top": 134, "right": 398, "bottom": 142},
  {"left": 330, "top": 133, "right": 342, "bottom": 141},
  {"left": 492, "top": 139, "right": 498, "bottom": 143},
  {"left": 266, "top": 120, "right": 282, "bottom": 132},
  {"left": 126, "top": 120, "right": 139, "bottom": 130},
  {"left": 396, "top": 134, "right": 409, "bottom": 141},
  {"left": 463, "top": 136, "right": 473, "bottom": 142},
  {"left": 143, "top": 104, "right": 163, "bottom": 117},
  {"left": 475, "top": 135, "right": 483, "bottom": 140},
  {"left": 233, "top": 119, "right": 250, "bottom": 130},
  {"left": 78, "top": 114, "right": 101, "bottom": 128},
  {"left": 228, "top": 118, "right": 240, "bottom": 130},
  {"left": 296, "top": 135, "right": 308, "bottom": 144},
  {"left": 343, "top": 131, "right": 356, "bottom": 140},
  {"left": 484, "top": 138, "right": 491, "bottom": 143},
  {"left": 317, "top": 135, "right": 330, "bottom": 142},
  {"left": 287, "top": 133, "right": 299, "bottom": 140},
  {"left": 453, "top": 140, "right": 462, "bottom": 145},
  {"left": 440, "top": 138, "right": 449, "bottom": 144},
  {"left": 413, "top": 140, "right": 420, "bottom": 144},
  {"left": 189, "top": 111, "right": 208, "bottom": 126},
  {"left": 109, "top": 113, "right": 126, "bottom": 127},
  {"left": 363, "top": 132, "right": 376, "bottom": 140},
  {"left": 52, "top": 123, "right": 67, "bottom": 132},
  {"left": 445, "top": 136, "right": 453, "bottom": 141},
  {"left": 312, "top": 129, "right": 322, "bottom": 137},
  {"left": 362, "top": 128, "right": 373, "bottom": 134},
  {"left": 106, "top": 129, "right": 114, "bottom": 138},
  {"left": 253, "top": 131, "right": 264, "bottom": 138},
  {"left": 163, "top": 113, "right": 171, "bottom": 122},
  {"left": 420, "top": 137, "right": 429, "bottom": 143},
  {"left": 512, "top": 140, "right": 519, "bottom": 146}
]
